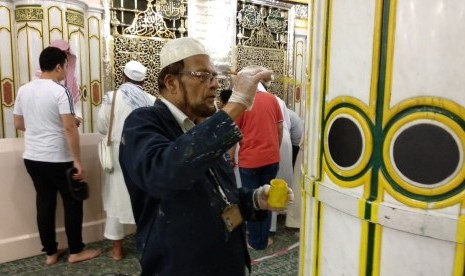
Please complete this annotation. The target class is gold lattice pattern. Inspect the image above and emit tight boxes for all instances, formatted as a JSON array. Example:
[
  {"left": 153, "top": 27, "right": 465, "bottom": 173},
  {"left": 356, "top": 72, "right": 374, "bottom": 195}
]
[
  {"left": 236, "top": 45, "right": 285, "bottom": 99},
  {"left": 236, "top": 3, "right": 288, "bottom": 49},
  {"left": 114, "top": 36, "right": 167, "bottom": 96},
  {"left": 110, "top": 0, "right": 189, "bottom": 95}
]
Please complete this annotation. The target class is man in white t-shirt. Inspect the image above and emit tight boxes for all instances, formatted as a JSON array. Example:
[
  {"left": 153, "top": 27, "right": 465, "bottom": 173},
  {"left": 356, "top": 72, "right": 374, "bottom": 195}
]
[{"left": 13, "top": 47, "right": 100, "bottom": 265}]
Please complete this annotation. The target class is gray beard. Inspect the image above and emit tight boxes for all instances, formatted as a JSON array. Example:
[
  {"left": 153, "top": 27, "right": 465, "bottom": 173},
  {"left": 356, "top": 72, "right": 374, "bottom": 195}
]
[{"left": 179, "top": 80, "right": 216, "bottom": 119}]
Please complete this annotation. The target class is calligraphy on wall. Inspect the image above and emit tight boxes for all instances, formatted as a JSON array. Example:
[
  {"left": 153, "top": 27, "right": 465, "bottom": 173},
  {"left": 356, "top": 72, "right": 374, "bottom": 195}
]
[
  {"left": 110, "top": 0, "right": 187, "bottom": 96},
  {"left": 236, "top": 1, "right": 288, "bottom": 99}
]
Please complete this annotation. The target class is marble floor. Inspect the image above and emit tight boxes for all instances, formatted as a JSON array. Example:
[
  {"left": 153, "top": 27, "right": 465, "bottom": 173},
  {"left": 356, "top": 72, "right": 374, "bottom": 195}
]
[{"left": 0, "top": 216, "right": 300, "bottom": 275}]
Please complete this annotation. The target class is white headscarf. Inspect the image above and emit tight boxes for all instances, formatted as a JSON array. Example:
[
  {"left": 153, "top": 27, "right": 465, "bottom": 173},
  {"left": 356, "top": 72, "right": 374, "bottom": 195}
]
[{"left": 119, "top": 82, "right": 153, "bottom": 110}]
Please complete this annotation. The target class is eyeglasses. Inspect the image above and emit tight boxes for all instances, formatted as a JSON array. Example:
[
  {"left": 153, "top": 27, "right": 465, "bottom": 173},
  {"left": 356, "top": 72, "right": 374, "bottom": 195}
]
[{"left": 176, "top": 71, "right": 219, "bottom": 83}]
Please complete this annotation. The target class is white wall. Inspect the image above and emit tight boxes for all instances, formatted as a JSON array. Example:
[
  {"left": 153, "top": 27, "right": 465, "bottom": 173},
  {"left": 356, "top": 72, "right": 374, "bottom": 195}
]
[{"left": 0, "top": 134, "right": 106, "bottom": 263}]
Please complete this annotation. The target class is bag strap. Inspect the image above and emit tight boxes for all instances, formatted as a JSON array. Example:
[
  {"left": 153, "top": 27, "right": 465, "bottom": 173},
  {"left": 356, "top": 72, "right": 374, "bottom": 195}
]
[{"left": 106, "top": 89, "right": 117, "bottom": 146}]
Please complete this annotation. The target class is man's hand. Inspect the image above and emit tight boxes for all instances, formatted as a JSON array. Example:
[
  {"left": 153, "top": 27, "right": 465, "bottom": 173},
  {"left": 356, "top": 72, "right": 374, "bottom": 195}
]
[
  {"left": 74, "top": 117, "right": 82, "bottom": 127},
  {"left": 256, "top": 184, "right": 294, "bottom": 213},
  {"left": 228, "top": 66, "right": 273, "bottom": 110},
  {"left": 72, "top": 161, "right": 85, "bottom": 182}
]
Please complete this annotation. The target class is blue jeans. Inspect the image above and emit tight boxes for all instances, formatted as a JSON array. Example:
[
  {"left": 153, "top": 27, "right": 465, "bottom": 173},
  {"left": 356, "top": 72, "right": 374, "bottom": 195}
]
[{"left": 239, "top": 163, "right": 279, "bottom": 249}]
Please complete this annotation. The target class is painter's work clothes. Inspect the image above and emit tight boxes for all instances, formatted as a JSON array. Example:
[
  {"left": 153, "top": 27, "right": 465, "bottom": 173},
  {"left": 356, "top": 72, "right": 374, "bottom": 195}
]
[{"left": 119, "top": 100, "right": 267, "bottom": 276}]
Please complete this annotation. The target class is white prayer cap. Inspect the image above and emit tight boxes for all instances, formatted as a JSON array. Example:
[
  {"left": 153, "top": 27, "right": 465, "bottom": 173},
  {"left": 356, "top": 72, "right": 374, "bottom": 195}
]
[
  {"left": 124, "top": 60, "right": 147, "bottom": 81},
  {"left": 160, "top": 37, "right": 208, "bottom": 70}
]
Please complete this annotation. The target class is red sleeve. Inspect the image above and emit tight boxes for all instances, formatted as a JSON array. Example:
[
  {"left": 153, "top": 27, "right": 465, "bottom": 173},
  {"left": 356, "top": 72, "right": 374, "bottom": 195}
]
[{"left": 235, "top": 113, "right": 244, "bottom": 128}]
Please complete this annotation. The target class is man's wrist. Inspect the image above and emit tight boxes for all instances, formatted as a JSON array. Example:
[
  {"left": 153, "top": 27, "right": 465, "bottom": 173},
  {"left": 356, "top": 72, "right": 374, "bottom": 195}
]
[
  {"left": 222, "top": 103, "right": 247, "bottom": 121},
  {"left": 252, "top": 189, "right": 261, "bottom": 210},
  {"left": 229, "top": 91, "right": 253, "bottom": 110}
]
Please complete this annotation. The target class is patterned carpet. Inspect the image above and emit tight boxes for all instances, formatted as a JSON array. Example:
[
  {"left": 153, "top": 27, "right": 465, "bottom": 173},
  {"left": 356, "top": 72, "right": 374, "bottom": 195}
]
[{"left": 0, "top": 216, "right": 299, "bottom": 275}]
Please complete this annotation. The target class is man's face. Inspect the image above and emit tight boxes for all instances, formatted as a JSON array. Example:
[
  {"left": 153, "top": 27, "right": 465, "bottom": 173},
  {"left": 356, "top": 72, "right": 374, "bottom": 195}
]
[{"left": 175, "top": 55, "right": 219, "bottom": 121}]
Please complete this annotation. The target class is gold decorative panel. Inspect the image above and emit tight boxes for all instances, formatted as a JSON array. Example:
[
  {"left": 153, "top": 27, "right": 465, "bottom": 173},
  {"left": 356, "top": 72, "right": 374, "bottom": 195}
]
[
  {"left": 15, "top": 5, "right": 43, "bottom": 21},
  {"left": 154, "top": 0, "right": 186, "bottom": 20},
  {"left": 235, "top": 1, "right": 290, "bottom": 100},
  {"left": 236, "top": 2, "right": 288, "bottom": 50},
  {"left": 108, "top": 0, "right": 297, "bottom": 100},
  {"left": 236, "top": 45, "right": 286, "bottom": 99},
  {"left": 2, "top": 79, "right": 14, "bottom": 107},
  {"left": 122, "top": 4, "right": 175, "bottom": 38},
  {"left": 66, "top": 9, "right": 84, "bottom": 27},
  {"left": 110, "top": 0, "right": 188, "bottom": 95},
  {"left": 110, "top": 0, "right": 187, "bottom": 37},
  {"left": 0, "top": 3, "right": 106, "bottom": 137},
  {"left": 113, "top": 36, "right": 167, "bottom": 96}
]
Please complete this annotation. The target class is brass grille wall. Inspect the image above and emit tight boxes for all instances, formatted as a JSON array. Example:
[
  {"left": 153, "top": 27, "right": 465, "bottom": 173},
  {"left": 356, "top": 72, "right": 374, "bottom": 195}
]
[
  {"left": 108, "top": 0, "right": 296, "bottom": 99},
  {"left": 235, "top": 0, "right": 289, "bottom": 99},
  {"left": 110, "top": 0, "right": 187, "bottom": 96},
  {"left": 113, "top": 36, "right": 166, "bottom": 96},
  {"left": 236, "top": 46, "right": 286, "bottom": 99}
]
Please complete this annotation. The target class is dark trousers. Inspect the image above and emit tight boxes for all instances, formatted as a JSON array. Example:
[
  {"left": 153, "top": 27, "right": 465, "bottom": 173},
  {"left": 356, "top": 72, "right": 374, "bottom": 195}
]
[
  {"left": 239, "top": 163, "right": 279, "bottom": 249},
  {"left": 24, "top": 159, "right": 85, "bottom": 255}
]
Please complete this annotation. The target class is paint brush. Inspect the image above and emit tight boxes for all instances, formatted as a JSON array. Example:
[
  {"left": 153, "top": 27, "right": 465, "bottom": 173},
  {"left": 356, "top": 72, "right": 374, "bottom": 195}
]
[{"left": 219, "top": 71, "right": 285, "bottom": 82}]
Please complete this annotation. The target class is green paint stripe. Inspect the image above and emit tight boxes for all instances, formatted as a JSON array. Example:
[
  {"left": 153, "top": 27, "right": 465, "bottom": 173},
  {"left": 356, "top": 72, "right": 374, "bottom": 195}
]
[
  {"left": 323, "top": 103, "right": 376, "bottom": 181},
  {"left": 326, "top": 103, "right": 375, "bottom": 128},
  {"left": 366, "top": 222, "right": 376, "bottom": 276},
  {"left": 312, "top": 181, "right": 316, "bottom": 197},
  {"left": 365, "top": 201, "right": 372, "bottom": 220},
  {"left": 365, "top": 0, "right": 392, "bottom": 275},
  {"left": 318, "top": 0, "right": 331, "bottom": 180},
  {"left": 324, "top": 161, "right": 370, "bottom": 182},
  {"left": 384, "top": 105, "right": 465, "bottom": 131},
  {"left": 372, "top": 0, "right": 390, "bottom": 202},
  {"left": 379, "top": 166, "right": 465, "bottom": 202},
  {"left": 381, "top": 105, "right": 465, "bottom": 202},
  {"left": 315, "top": 202, "right": 322, "bottom": 276}
]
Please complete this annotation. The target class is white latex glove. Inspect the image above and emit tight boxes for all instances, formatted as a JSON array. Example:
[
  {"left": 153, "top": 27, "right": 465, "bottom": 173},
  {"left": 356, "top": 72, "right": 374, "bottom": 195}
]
[
  {"left": 229, "top": 66, "right": 273, "bottom": 110},
  {"left": 256, "top": 184, "right": 294, "bottom": 213}
]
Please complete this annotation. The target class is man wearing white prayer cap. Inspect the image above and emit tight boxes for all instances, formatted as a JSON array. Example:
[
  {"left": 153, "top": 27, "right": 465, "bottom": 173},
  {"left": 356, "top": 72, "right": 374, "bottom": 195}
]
[
  {"left": 119, "top": 37, "right": 293, "bottom": 275},
  {"left": 159, "top": 36, "right": 207, "bottom": 70},
  {"left": 123, "top": 60, "right": 147, "bottom": 82},
  {"left": 96, "top": 60, "right": 155, "bottom": 261}
]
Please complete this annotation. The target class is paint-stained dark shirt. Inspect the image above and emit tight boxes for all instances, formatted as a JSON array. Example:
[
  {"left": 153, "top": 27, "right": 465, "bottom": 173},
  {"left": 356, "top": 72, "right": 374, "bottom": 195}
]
[{"left": 119, "top": 100, "right": 266, "bottom": 276}]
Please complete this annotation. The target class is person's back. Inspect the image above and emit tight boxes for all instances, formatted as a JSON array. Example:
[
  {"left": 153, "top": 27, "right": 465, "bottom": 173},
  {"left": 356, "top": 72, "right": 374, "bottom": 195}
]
[
  {"left": 97, "top": 60, "right": 155, "bottom": 261},
  {"left": 18, "top": 79, "right": 74, "bottom": 161},
  {"left": 13, "top": 46, "right": 100, "bottom": 265},
  {"left": 236, "top": 91, "right": 282, "bottom": 168}
]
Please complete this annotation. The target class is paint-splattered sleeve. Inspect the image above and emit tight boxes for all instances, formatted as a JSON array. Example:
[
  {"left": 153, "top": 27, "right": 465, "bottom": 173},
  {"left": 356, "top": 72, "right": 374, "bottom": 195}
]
[{"left": 120, "top": 108, "right": 243, "bottom": 198}]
